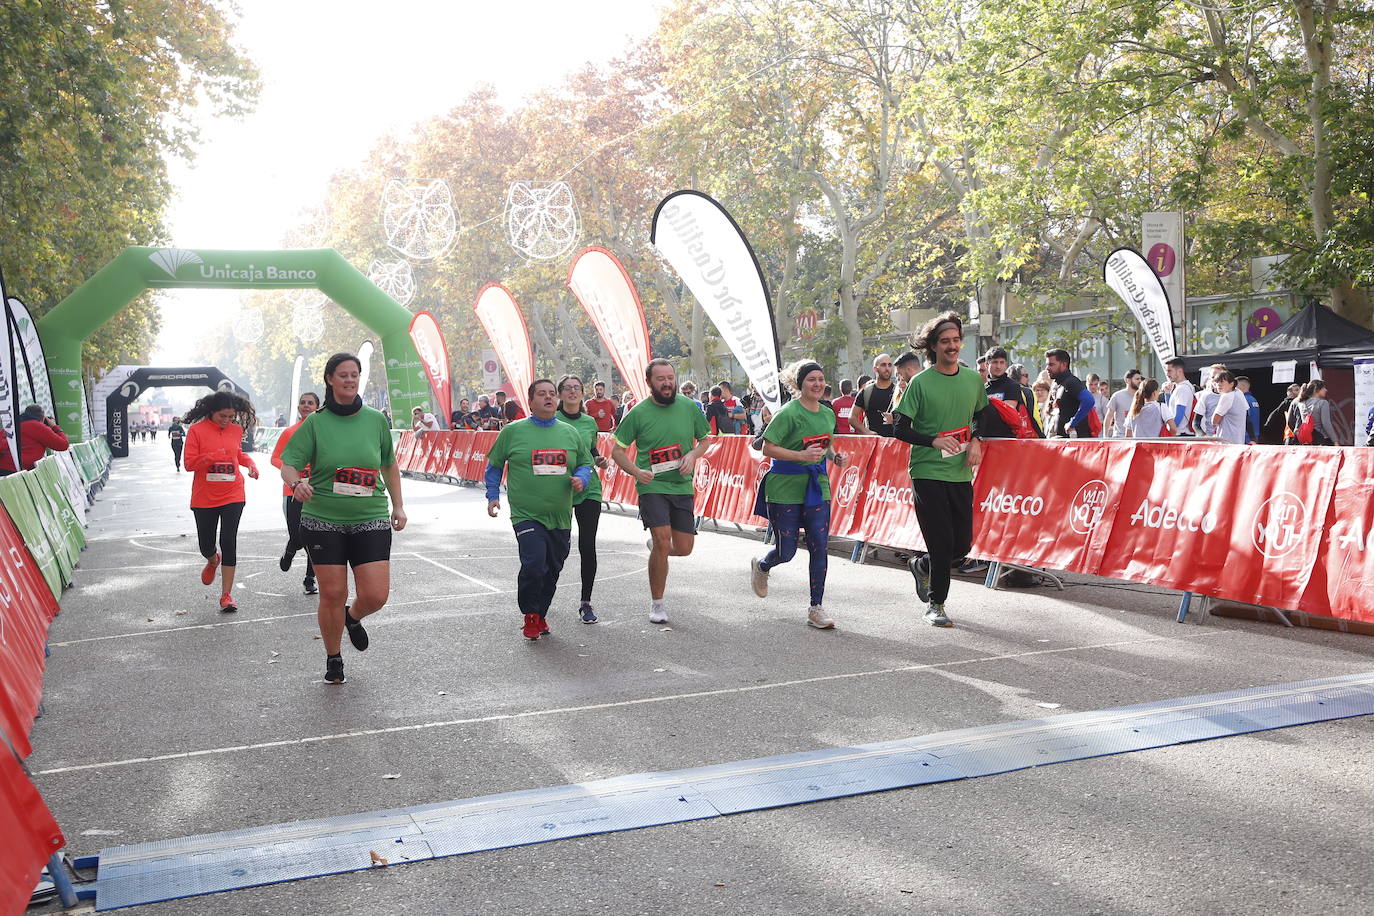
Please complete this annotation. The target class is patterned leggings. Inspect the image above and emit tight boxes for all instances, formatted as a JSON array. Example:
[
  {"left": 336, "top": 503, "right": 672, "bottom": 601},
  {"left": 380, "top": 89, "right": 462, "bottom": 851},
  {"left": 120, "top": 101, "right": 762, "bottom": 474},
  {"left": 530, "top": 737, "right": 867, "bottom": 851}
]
[{"left": 760, "top": 501, "right": 830, "bottom": 606}]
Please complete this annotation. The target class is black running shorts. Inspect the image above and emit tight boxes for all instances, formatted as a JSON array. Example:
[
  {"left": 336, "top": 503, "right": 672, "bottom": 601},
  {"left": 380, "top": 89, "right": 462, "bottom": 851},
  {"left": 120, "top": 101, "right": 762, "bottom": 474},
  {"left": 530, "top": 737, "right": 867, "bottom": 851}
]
[
  {"left": 638, "top": 492, "right": 696, "bottom": 534},
  {"left": 300, "top": 517, "right": 392, "bottom": 568}
]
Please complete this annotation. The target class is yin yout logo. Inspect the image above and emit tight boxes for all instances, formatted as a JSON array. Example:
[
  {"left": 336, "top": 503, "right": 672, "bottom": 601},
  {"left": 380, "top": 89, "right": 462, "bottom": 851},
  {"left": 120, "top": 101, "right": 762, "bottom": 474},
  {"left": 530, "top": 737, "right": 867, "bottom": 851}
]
[
  {"left": 693, "top": 459, "right": 713, "bottom": 494},
  {"left": 1069, "top": 480, "right": 1111, "bottom": 535},
  {"left": 1252, "top": 491, "right": 1307, "bottom": 559},
  {"left": 835, "top": 466, "right": 862, "bottom": 509}
]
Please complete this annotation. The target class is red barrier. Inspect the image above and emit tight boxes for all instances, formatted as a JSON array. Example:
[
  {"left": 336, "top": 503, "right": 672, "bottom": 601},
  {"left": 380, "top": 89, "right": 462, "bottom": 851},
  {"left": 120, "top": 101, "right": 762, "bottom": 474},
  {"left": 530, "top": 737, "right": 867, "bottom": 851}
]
[
  {"left": 0, "top": 741, "right": 63, "bottom": 916},
  {"left": 401, "top": 430, "right": 1372, "bottom": 624},
  {"left": 0, "top": 505, "right": 59, "bottom": 758}
]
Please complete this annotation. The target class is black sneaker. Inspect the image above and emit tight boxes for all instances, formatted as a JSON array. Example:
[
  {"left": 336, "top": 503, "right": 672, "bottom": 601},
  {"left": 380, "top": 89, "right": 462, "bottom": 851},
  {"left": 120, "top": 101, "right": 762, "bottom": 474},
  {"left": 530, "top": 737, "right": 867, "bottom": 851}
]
[
  {"left": 303, "top": 578, "right": 318, "bottom": 595},
  {"left": 324, "top": 654, "right": 345, "bottom": 684},
  {"left": 279, "top": 549, "right": 295, "bottom": 572},
  {"left": 908, "top": 554, "right": 931, "bottom": 604},
  {"left": 578, "top": 602, "right": 597, "bottom": 624},
  {"left": 344, "top": 606, "right": 369, "bottom": 651}
]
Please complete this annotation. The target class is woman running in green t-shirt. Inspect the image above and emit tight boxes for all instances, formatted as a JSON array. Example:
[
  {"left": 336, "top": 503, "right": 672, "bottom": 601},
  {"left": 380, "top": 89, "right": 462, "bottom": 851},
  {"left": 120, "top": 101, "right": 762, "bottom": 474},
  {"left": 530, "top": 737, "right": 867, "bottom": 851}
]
[
  {"left": 280, "top": 352, "right": 406, "bottom": 685},
  {"left": 556, "top": 375, "right": 609, "bottom": 624}
]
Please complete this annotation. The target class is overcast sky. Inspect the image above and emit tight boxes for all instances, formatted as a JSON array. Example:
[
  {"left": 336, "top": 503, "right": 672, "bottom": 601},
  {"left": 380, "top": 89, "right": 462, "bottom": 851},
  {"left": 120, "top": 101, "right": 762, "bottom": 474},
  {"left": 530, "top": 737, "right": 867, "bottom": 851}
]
[{"left": 153, "top": 0, "right": 665, "bottom": 364}]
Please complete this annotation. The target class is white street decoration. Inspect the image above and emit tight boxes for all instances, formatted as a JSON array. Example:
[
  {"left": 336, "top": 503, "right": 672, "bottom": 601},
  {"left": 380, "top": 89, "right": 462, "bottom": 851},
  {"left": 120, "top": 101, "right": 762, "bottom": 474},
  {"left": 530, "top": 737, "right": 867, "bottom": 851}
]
[
  {"left": 383, "top": 178, "right": 458, "bottom": 260},
  {"left": 292, "top": 303, "right": 325, "bottom": 343},
  {"left": 367, "top": 258, "right": 416, "bottom": 307},
  {"left": 1103, "top": 247, "right": 1178, "bottom": 371},
  {"left": 290, "top": 355, "right": 304, "bottom": 413},
  {"left": 505, "top": 180, "right": 579, "bottom": 260},
  {"left": 650, "top": 190, "right": 782, "bottom": 410},
  {"left": 233, "top": 304, "right": 265, "bottom": 345},
  {"left": 296, "top": 204, "right": 331, "bottom": 249},
  {"left": 359, "top": 340, "right": 375, "bottom": 395}
]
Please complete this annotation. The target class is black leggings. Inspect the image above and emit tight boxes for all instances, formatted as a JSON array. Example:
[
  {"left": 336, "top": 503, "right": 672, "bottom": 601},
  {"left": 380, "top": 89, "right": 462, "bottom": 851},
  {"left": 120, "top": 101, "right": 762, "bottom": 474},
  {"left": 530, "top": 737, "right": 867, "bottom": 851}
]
[
  {"left": 282, "top": 497, "right": 315, "bottom": 579},
  {"left": 910, "top": 479, "right": 974, "bottom": 604},
  {"left": 574, "top": 498, "right": 601, "bottom": 602},
  {"left": 192, "top": 502, "right": 245, "bottom": 566},
  {"left": 170, "top": 440, "right": 183, "bottom": 469}
]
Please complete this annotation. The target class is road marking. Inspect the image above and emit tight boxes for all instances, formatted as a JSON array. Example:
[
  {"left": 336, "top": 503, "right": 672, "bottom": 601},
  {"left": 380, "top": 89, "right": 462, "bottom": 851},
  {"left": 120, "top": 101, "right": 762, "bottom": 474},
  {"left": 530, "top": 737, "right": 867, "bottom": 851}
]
[
  {"left": 33, "top": 632, "right": 1220, "bottom": 775},
  {"left": 410, "top": 552, "right": 501, "bottom": 592}
]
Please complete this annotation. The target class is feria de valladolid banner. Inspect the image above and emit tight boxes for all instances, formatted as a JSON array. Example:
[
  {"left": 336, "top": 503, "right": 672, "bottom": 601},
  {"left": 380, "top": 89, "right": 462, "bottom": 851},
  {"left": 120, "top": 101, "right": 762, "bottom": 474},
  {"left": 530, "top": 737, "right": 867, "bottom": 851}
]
[
  {"left": 567, "top": 246, "right": 654, "bottom": 404},
  {"left": 651, "top": 191, "right": 782, "bottom": 411},
  {"left": 471, "top": 283, "right": 534, "bottom": 409},
  {"left": 1103, "top": 247, "right": 1178, "bottom": 372}
]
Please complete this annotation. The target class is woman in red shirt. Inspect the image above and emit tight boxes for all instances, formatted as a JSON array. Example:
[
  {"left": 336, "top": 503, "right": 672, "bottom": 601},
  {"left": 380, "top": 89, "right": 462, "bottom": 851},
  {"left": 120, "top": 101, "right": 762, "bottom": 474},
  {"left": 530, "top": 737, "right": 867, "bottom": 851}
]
[
  {"left": 183, "top": 391, "right": 259, "bottom": 612},
  {"left": 271, "top": 392, "right": 320, "bottom": 595}
]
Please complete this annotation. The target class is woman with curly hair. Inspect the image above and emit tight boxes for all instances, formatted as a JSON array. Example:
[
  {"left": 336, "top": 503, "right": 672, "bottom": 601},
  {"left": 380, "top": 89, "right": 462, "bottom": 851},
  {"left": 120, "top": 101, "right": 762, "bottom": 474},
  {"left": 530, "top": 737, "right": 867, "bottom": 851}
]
[
  {"left": 749, "top": 359, "right": 846, "bottom": 630},
  {"left": 182, "top": 390, "right": 259, "bottom": 613}
]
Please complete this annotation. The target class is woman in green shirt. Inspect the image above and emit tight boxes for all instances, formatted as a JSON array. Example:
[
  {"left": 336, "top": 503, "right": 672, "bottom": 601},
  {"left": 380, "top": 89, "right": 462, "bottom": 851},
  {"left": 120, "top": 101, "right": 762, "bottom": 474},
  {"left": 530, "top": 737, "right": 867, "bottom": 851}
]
[
  {"left": 749, "top": 360, "right": 846, "bottom": 630},
  {"left": 556, "top": 375, "right": 608, "bottom": 624},
  {"left": 280, "top": 352, "right": 406, "bottom": 685}
]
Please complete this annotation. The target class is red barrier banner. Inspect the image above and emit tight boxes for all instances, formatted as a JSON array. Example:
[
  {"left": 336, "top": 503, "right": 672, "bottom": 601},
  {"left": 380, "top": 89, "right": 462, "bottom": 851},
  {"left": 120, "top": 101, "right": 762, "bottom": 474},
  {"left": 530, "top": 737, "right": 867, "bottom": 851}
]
[
  {"left": 853, "top": 442, "right": 926, "bottom": 551},
  {"left": 0, "top": 741, "right": 63, "bottom": 916},
  {"left": 695, "top": 435, "right": 763, "bottom": 524},
  {"left": 597, "top": 433, "right": 640, "bottom": 506},
  {"left": 1100, "top": 444, "right": 1340, "bottom": 609},
  {"left": 444, "top": 430, "right": 475, "bottom": 479},
  {"left": 465, "top": 431, "right": 498, "bottom": 483},
  {"left": 424, "top": 431, "right": 454, "bottom": 477},
  {"left": 394, "top": 431, "right": 418, "bottom": 472},
  {"left": 828, "top": 436, "right": 881, "bottom": 539},
  {"left": 1300, "top": 449, "right": 1374, "bottom": 623},
  {"left": 972, "top": 440, "right": 1133, "bottom": 574},
  {"left": 0, "top": 505, "right": 59, "bottom": 758}
]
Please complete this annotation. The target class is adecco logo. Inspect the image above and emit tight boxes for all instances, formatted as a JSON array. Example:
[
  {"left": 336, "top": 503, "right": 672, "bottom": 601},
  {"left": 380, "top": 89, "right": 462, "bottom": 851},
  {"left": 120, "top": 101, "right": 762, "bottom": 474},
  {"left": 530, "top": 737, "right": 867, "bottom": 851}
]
[
  {"left": 865, "top": 479, "right": 911, "bottom": 505},
  {"left": 835, "top": 466, "right": 862, "bottom": 509},
  {"left": 1252, "top": 491, "right": 1307, "bottom": 559},
  {"left": 979, "top": 487, "right": 1044, "bottom": 517},
  {"left": 1069, "top": 480, "right": 1110, "bottom": 535},
  {"left": 693, "top": 458, "right": 714, "bottom": 493},
  {"left": 1128, "top": 499, "right": 1217, "bottom": 534}
]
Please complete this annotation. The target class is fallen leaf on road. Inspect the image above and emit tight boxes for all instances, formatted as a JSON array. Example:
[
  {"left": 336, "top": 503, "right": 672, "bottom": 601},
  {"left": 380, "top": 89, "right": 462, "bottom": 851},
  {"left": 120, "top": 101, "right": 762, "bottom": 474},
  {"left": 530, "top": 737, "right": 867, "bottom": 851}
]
[
  {"left": 369, "top": 851, "right": 388, "bottom": 867},
  {"left": 145, "top": 617, "right": 154, "bottom": 622},
  {"left": 174, "top": 610, "right": 187, "bottom": 616},
  {"left": 380, "top": 774, "right": 401, "bottom": 780},
  {"left": 653, "top": 668, "right": 666, "bottom": 673},
  {"left": 270, "top": 651, "right": 280, "bottom": 657}
]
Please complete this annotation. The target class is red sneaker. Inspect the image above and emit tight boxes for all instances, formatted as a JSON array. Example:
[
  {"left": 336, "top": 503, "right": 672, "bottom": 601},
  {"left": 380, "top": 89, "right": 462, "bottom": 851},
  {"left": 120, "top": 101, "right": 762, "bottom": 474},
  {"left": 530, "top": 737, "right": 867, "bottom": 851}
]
[
  {"left": 219, "top": 593, "right": 237, "bottom": 613},
  {"left": 522, "top": 613, "right": 542, "bottom": 640},
  {"left": 200, "top": 553, "right": 221, "bottom": 586},
  {"left": 539, "top": 617, "right": 550, "bottom": 635}
]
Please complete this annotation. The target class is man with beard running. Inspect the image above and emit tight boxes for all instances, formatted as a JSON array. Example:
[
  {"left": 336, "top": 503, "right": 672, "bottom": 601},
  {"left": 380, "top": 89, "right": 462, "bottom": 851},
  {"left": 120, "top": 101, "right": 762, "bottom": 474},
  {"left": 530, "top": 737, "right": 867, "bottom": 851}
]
[
  {"left": 612, "top": 358, "right": 711, "bottom": 624},
  {"left": 271, "top": 391, "right": 322, "bottom": 595},
  {"left": 893, "top": 312, "right": 988, "bottom": 627},
  {"left": 487, "top": 380, "right": 593, "bottom": 640}
]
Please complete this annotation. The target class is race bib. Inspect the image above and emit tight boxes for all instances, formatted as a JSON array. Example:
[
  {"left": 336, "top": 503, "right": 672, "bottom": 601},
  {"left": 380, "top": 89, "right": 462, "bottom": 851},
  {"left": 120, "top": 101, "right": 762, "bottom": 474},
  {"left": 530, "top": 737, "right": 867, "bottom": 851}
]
[
  {"left": 531, "top": 448, "right": 568, "bottom": 476},
  {"left": 938, "top": 426, "right": 971, "bottom": 457},
  {"left": 170, "top": 431, "right": 183, "bottom": 440},
  {"left": 802, "top": 434, "right": 831, "bottom": 453},
  {"left": 333, "top": 466, "right": 378, "bottom": 497},
  {"left": 206, "top": 462, "right": 236, "bottom": 482},
  {"left": 649, "top": 444, "right": 683, "bottom": 475}
]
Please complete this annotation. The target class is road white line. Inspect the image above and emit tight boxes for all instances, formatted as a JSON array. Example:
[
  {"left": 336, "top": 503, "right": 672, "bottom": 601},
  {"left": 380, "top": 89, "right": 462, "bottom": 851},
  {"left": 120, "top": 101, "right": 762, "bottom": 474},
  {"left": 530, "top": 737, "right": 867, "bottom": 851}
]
[
  {"left": 410, "top": 552, "right": 501, "bottom": 592},
  {"left": 47, "top": 612, "right": 319, "bottom": 646},
  {"left": 127, "top": 538, "right": 276, "bottom": 560},
  {"left": 255, "top": 592, "right": 286, "bottom": 597},
  {"left": 33, "top": 632, "right": 1221, "bottom": 775},
  {"left": 245, "top": 571, "right": 264, "bottom": 579}
]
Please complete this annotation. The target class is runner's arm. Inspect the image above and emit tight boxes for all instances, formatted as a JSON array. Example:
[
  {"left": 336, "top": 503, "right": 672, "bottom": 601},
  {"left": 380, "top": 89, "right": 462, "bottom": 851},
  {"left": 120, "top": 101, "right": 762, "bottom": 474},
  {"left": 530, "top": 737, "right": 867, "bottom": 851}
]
[
  {"left": 270, "top": 430, "right": 289, "bottom": 469},
  {"left": 891, "top": 413, "right": 936, "bottom": 448},
  {"left": 483, "top": 462, "right": 503, "bottom": 503},
  {"left": 1069, "top": 389, "right": 1095, "bottom": 429},
  {"left": 848, "top": 400, "right": 873, "bottom": 435},
  {"left": 384, "top": 462, "right": 406, "bottom": 529}
]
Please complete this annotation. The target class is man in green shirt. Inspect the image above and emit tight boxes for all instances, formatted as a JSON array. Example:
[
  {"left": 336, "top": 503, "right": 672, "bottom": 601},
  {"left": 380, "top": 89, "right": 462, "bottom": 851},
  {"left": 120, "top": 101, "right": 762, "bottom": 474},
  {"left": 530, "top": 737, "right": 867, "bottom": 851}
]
[
  {"left": 892, "top": 312, "right": 988, "bottom": 627},
  {"left": 611, "top": 358, "right": 711, "bottom": 624},
  {"left": 486, "top": 379, "right": 594, "bottom": 641}
]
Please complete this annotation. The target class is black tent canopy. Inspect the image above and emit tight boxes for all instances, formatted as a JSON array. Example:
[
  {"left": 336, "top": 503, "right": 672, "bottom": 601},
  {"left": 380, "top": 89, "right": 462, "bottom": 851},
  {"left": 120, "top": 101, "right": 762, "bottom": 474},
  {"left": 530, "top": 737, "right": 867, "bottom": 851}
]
[{"left": 1179, "top": 302, "right": 1374, "bottom": 371}]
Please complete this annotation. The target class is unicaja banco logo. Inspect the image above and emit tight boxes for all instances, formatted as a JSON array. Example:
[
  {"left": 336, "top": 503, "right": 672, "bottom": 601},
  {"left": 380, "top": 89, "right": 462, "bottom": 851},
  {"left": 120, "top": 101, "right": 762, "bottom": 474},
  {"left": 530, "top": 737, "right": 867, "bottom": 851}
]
[
  {"left": 1252, "top": 492, "right": 1307, "bottom": 559},
  {"left": 1069, "top": 480, "right": 1111, "bottom": 535},
  {"left": 149, "top": 248, "right": 203, "bottom": 278}
]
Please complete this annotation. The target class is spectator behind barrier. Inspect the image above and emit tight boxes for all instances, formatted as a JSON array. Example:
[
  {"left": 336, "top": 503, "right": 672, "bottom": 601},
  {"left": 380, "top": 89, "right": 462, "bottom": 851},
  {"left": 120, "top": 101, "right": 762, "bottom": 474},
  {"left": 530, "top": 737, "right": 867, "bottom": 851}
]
[
  {"left": 980, "top": 346, "right": 1043, "bottom": 439},
  {"left": 14, "top": 404, "right": 70, "bottom": 471},
  {"left": 1044, "top": 349, "right": 1097, "bottom": 438}
]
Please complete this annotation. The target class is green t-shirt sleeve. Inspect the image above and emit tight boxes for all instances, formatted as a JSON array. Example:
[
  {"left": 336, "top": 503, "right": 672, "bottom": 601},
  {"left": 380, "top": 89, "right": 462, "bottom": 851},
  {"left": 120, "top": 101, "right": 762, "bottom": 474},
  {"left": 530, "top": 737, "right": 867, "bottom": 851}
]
[
  {"left": 280, "top": 415, "right": 315, "bottom": 469},
  {"left": 693, "top": 404, "right": 710, "bottom": 441},
  {"left": 613, "top": 409, "right": 638, "bottom": 449},
  {"left": 380, "top": 414, "right": 396, "bottom": 465},
  {"left": 894, "top": 382, "right": 919, "bottom": 422},
  {"left": 762, "top": 406, "right": 793, "bottom": 447},
  {"left": 573, "top": 428, "right": 593, "bottom": 472},
  {"left": 487, "top": 425, "right": 512, "bottom": 468}
]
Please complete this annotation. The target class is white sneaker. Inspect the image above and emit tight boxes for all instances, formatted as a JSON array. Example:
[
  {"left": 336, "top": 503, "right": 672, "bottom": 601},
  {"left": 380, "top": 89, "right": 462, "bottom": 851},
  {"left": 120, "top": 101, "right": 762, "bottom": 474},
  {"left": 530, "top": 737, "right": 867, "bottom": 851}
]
[
  {"left": 750, "top": 557, "right": 769, "bottom": 598},
  {"left": 649, "top": 602, "right": 669, "bottom": 624},
  {"left": 807, "top": 605, "right": 835, "bottom": 629}
]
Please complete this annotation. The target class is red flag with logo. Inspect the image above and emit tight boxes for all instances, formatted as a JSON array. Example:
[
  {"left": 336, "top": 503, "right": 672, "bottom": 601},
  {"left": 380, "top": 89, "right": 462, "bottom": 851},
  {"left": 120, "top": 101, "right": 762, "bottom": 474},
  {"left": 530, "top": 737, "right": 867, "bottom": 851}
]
[
  {"left": 828, "top": 435, "right": 880, "bottom": 538},
  {"left": 472, "top": 284, "right": 534, "bottom": 412},
  {"left": 408, "top": 311, "right": 452, "bottom": 425},
  {"left": 567, "top": 247, "right": 654, "bottom": 404},
  {"left": 1301, "top": 449, "right": 1374, "bottom": 622}
]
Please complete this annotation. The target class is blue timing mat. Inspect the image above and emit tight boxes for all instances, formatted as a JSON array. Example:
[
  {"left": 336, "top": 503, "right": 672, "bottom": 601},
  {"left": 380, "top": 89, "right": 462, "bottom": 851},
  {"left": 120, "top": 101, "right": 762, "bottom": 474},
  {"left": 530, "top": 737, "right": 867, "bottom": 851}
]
[{"left": 93, "top": 671, "right": 1374, "bottom": 910}]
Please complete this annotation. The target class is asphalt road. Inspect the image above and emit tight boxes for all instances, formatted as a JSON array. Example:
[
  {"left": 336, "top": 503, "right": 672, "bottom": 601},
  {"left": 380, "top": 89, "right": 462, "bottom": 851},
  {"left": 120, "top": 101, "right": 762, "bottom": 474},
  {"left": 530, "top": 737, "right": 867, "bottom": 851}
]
[{"left": 26, "top": 439, "right": 1374, "bottom": 915}]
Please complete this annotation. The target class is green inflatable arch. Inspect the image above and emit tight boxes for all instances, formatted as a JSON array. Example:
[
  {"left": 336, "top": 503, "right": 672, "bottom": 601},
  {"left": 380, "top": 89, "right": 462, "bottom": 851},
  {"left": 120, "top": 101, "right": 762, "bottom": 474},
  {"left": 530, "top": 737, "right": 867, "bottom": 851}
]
[{"left": 37, "top": 247, "right": 430, "bottom": 436}]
